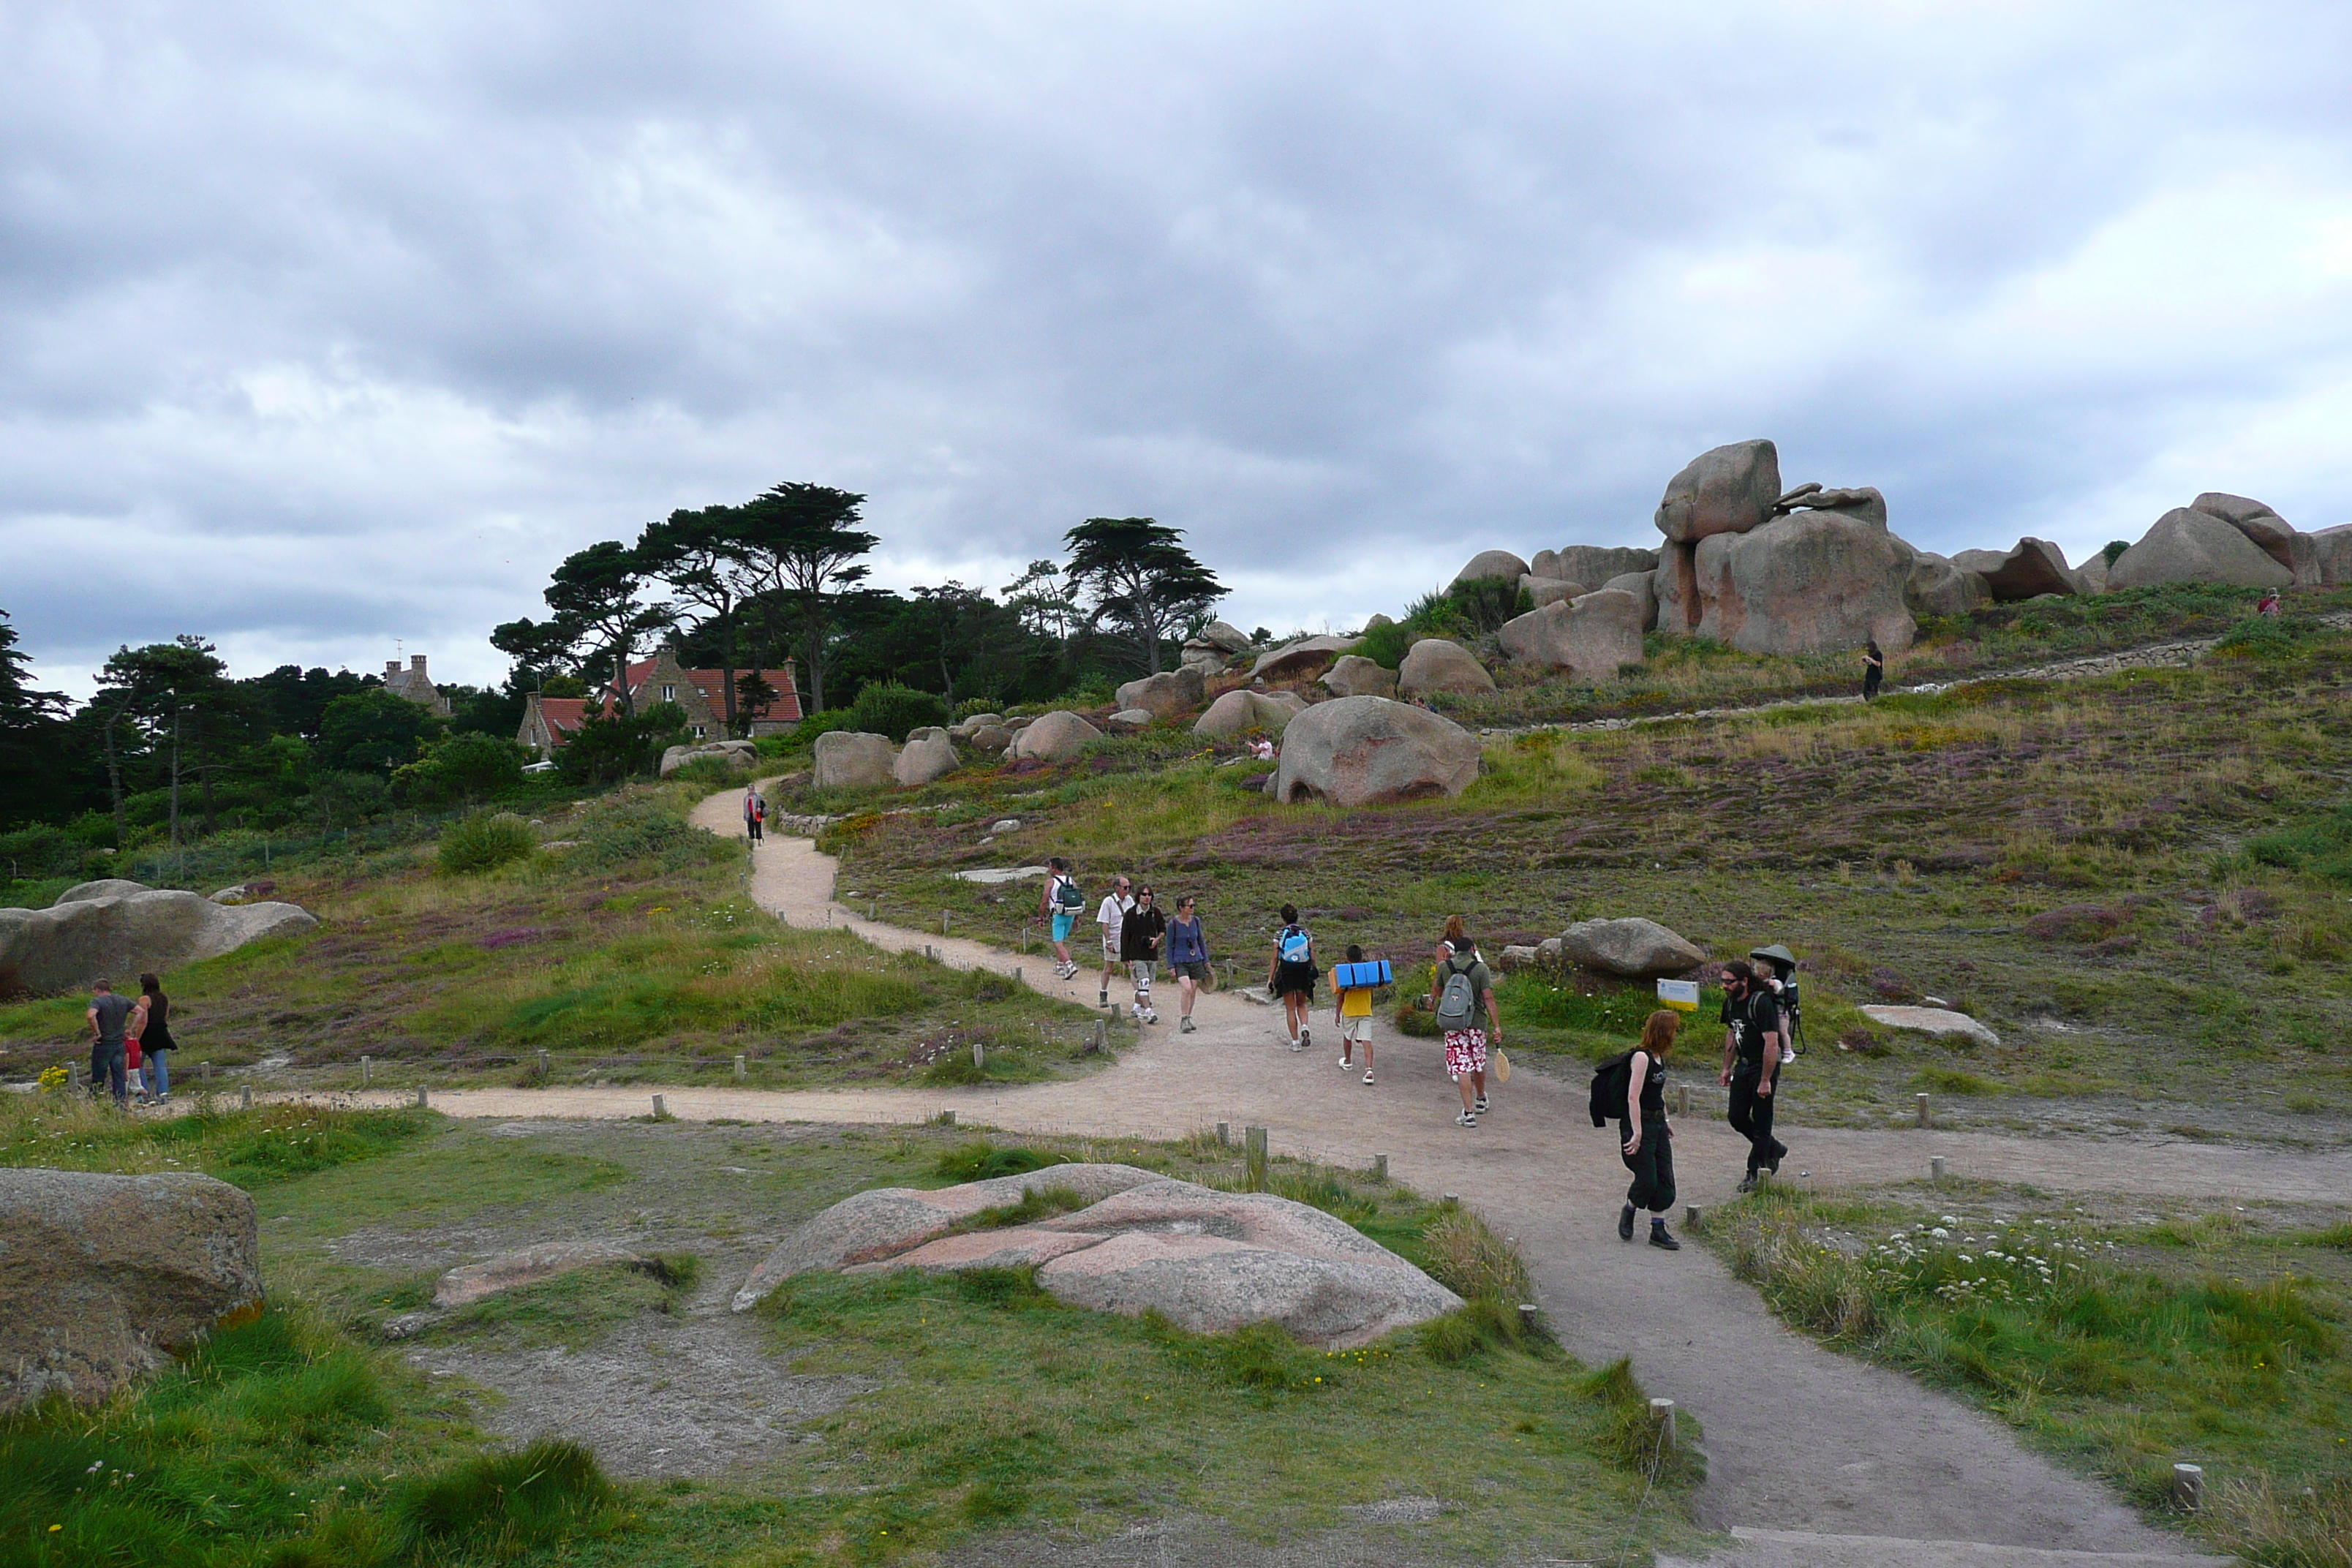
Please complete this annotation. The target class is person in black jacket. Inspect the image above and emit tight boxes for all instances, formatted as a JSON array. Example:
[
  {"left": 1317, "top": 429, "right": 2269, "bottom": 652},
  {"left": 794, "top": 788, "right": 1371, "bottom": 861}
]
[
  {"left": 1618, "top": 1010, "right": 1681, "bottom": 1250},
  {"left": 1719, "top": 960, "right": 1788, "bottom": 1191},
  {"left": 136, "top": 972, "right": 177, "bottom": 1101},
  {"left": 1120, "top": 886, "right": 1169, "bottom": 1026}
]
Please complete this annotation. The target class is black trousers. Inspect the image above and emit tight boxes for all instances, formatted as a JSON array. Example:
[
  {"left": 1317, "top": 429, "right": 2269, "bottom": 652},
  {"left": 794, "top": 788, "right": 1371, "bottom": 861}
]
[
  {"left": 1621, "top": 1121, "right": 1676, "bottom": 1213},
  {"left": 1728, "top": 1070, "right": 1787, "bottom": 1173},
  {"left": 747, "top": 818, "right": 763, "bottom": 842}
]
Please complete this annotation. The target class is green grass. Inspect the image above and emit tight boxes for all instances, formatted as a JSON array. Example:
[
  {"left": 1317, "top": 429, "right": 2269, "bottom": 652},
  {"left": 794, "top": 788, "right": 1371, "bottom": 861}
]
[{"left": 1709, "top": 1183, "right": 2352, "bottom": 1567}]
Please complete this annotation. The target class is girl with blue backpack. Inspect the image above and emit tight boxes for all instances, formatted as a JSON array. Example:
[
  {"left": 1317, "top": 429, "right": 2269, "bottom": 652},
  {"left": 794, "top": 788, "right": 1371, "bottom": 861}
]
[{"left": 1267, "top": 904, "right": 1317, "bottom": 1051}]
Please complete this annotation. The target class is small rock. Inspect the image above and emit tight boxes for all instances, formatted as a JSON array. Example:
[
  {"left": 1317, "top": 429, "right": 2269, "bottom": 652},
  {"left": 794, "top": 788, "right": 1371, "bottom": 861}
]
[
  {"left": 1858, "top": 1005, "right": 2000, "bottom": 1049},
  {"left": 988, "top": 818, "right": 1021, "bottom": 834},
  {"left": 1104, "top": 708, "right": 1156, "bottom": 728},
  {"left": 434, "top": 1240, "right": 647, "bottom": 1309},
  {"left": 381, "top": 1311, "right": 439, "bottom": 1341},
  {"left": 1556, "top": 917, "right": 1705, "bottom": 977}
]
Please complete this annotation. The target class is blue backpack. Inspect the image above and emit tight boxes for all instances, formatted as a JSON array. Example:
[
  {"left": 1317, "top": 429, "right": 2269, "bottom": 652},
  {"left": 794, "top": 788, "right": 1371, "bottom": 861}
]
[{"left": 1278, "top": 925, "right": 1313, "bottom": 965}]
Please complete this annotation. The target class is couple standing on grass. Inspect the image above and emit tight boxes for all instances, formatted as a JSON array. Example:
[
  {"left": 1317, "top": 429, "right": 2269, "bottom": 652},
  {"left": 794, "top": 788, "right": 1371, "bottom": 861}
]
[
  {"left": 85, "top": 973, "right": 177, "bottom": 1107},
  {"left": 1039, "top": 859, "right": 1211, "bottom": 1033},
  {"left": 1600, "top": 948, "right": 1797, "bottom": 1254}
]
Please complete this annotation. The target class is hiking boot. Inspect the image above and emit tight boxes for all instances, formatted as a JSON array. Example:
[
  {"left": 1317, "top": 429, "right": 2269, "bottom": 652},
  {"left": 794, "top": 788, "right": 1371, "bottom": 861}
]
[
  {"left": 1737, "top": 1172, "right": 1758, "bottom": 1194},
  {"left": 1767, "top": 1156, "right": 1783, "bottom": 1177},
  {"left": 1098, "top": 988, "right": 1110, "bottom": 1007},
  {"left": 1648, "top": 1226, "right": 1681, "bottom": 1251},
  {"left": 1618, "top": 1204, "right": 1636, "bottom": 1242},
  {"left": 1455, "top": 1110, "right": 1478, "bottom": 1127}
]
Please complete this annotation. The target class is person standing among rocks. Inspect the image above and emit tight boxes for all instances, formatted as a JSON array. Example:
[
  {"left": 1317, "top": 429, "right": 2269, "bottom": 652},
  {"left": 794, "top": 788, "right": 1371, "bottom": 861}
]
[
  {"left": 1166, "top": 894, "right": 1211, "bottom": 1033},
  {"left": 1042, "top": 856, "right": 1083, "bottom": 979},
  {"left": 1861, "top": 640, "right": 1885, "bottom": 701},
  {"left": 1719, "top": 960, "right": 1788, "bottom": 1191},
  {"left": 1269, "top": 904, "right": 1317, "bottom": 1050},
  {"left": 1618, "top": 1010, "right": 1681, "bottom": 1250},
  {"left": 1121, "top": 885, "right": 1168, "bottom": 1025},
  {"left": 135, "top": 972, "right": 176, "bottom": 1102},
  {"left": 1095, "top": 875, "right": 1135, "bottom": 1007},
  {"left": 1432, "top": 917, "right": 1501, "bottom": 1126},
  {"left": 85, "top": 979, "right": 141, "bottom": 1108}
]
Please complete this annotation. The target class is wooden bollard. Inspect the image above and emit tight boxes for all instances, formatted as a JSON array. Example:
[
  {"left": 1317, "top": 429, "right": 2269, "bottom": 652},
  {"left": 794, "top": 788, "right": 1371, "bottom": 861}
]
[
  {"left": 1442, "top": 1192, "right": 1460, "bottom": 1206},
  {"left": 1916, "top": 1093, "right": 1931, "bottom": 1128},
  {"left": 1090, "top": 1020, "right": 1109, "bottom": 1053},
  {"left": 1012, "top": 967, "right": 1023, "bottom": 986},
  {"left": 970, "top": 1039, "right": 985, "bottom": 1069},
  {"left": 734, "top": 1055, "right": 747, "bottom": 1081},
  {"left": 239, "top": 1086, "right": 253, "bottom": 1110},
  {"left": 1245, "top": 1126, "right": 1268, "bottom": 1185},
  {"left": 360, "top": 1055, "right": 372, "bottom": 1087},
  {"left": 415, "top": 1085, "right": 429, "bottom": 1109},
  {"left": 1517, "top": 1303, "right": 1540, "bottom": 1334},
  {"left": 1931, "top": 1156, "right": 1947, "bottom": 1183},
  {"left": 1373, "top": 1153, "right": 1388, "bottom": 1180},
  {"left": 1650, "top": 1398, "right": 1677, "bottom": 1450},
  {"left": 2172, "top": 1463, "right": 2203, "bottom": 1512},
  {"left": 535, "top": 1049, "right": 549, "bottom": 1077},
  {"left": 1686, "top": 1204, "right": 1704, "bottom": 1230},
  {"left": 203, "top": 1060, "right": 214, "bottom": 1084},
  {"left": 652, "top": 1093, "right": 667, "bottom": 1118},
  {"left": 1673, "top": 1084, "right": 1689, "bottom": 1115},
  {"left": 1215, "top": 1121, "right": 1229, "bottom": 1146},
  {"left": 940, "top": 1109, "right": 956, "bottom": 1126},
  {"left": 941, "top": 911, "right": 950, "bottom": 935}
]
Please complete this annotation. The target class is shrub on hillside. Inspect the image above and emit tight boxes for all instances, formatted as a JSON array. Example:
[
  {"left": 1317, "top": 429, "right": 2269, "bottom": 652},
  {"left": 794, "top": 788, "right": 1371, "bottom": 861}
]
[
  {"left": 850, "top": 682, "right": 951, "bottom": 742},
  {"left": 573, "top": 795, "right": 732, "bottom": 872},
  {"left": 437, "top": 811, "right": 537, "bottom": 875},
  {"left": 795, "top": 709, "right": 852, "bottom": 744},
  {"left": 555, "top": 701, "right": 691, "bottom": 784},
  {"left": 394, "top": 731, "right": 528, "bottom": 804}
]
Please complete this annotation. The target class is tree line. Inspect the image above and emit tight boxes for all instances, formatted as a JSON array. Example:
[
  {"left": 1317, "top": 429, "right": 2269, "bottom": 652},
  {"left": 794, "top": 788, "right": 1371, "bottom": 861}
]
[{"left": 0, "top": 487, "right": 1229, "bottom": 867}]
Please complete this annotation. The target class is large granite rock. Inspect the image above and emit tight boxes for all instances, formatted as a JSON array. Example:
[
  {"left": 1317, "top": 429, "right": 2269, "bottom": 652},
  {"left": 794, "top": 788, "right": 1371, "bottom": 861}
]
[
  {"left": 2108, "top": 508, "right": 2293, "bottom": 590},
  {"left": 658, "top": 739, "right": 756, "bottom": 777},
  {"left": 1659, "top": 509, "right": 1915, "bottom": 655},
  {"left": 1272, "top": 696, "right": 1482, "bottom": 807},
  {"left": 1249, "top": 636, "right": 1359, "bottom": 682},
  {"left": 2072, "top": 553, "right": 2111, "bottom": 595},
  {"left": 1950, "top": 538, "right": 2076, "bottom": 601},
  {"left": 1451, "top": 549, "right": 1531, "bottom": 586},
  {"left": 0, "top": 883, "right": 318, "bottom": 998},
  {"left": 1655, "top": 440, "right": 1782, "bottom": 544},
  {"left": 1115, "top": 668, "right": 1206, "bottom": 720},
  {"left": 1859, "top": 1005, "right": 2001, "bottom": 1049},
  {"left": 1193, "top": 690, "right": 1301, "bottom": 740},
  {"left": 1518, "top": 574, "right": 1585, "bottom": 608},
  {"left": 892, "top": 727, "right": 960, "bottom": 788},
  {"left": 1498, "top": 589, "right": 1645, "bottom": 680},
  {"left": 2309, "top": 524, "right": 2352, "bottom": 587},
  {"left": 1906, "top": 551, "right": 1994, "bottom": 617},
  {"left": 813, "top": 730, "right": 897, "bottom": 790},
  {"left": 435, "top": 1240, "right": 646, "bottom": 1309},
  {"left": 1179, "top": 644, "right": 1229, "bottom": 675},
  {"left": 1009, "top": 710, "right": 1104, "bottom": 763},
  {"left": 947, "top": 713, "right": 1000, "bottom": 740},
  {"left": 966, "top": 723, "right": 1013, "bottom": 754},
  {"left": 2192, "top": 493, "right": 2296, "bottom": 570},
  {"left": 1319, "top": 655, "right": 1399, "bottom": 699},
  {"left": 732, "top": 1164, "right": 1168, "bottom": 1311},
  {"left": 1534, "top": 546, "right": 1659, "bottom": 587},
  {"left": 1396, "top": 639, "right": 1496, "bottom": 698},
  {"left": 1601, "top": 570, "right": 1659, "bottom": 632},
  {"left": 1, "top": 1169, "right": 263, "bottom": 1411},
  {"left": 1557, "top": 918, "right": 1705, "bottom": 978},
  {"left": 1199, "top": 620, "right": 1254, "bottom": 655},
  {"left": 764, "top": 1175, "right": 1459, "bottom": 1349}
]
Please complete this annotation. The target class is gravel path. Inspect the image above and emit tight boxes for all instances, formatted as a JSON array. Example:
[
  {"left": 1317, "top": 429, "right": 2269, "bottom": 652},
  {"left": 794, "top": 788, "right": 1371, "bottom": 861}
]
[{"left": 304, "top": 786, "right": 2310, "bottom": 1560}]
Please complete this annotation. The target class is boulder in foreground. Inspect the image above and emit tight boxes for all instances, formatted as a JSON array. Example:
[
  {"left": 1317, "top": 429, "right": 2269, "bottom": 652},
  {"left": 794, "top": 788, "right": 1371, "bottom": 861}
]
[
  {"left": 1557, "top": 917, "right": 1705, "bottom": 978},
  {"left": 1273, "top": 696, "right": 1481, "bottom": 807},
  {"left": 1, "top": 1169, "right": 263, "bottom": 1411}
]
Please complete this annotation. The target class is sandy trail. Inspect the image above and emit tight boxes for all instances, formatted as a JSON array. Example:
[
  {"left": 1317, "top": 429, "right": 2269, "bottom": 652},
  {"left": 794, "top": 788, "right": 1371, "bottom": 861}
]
[{"left": 290, "top": 785, "right": 2326, "bottom": 1558}]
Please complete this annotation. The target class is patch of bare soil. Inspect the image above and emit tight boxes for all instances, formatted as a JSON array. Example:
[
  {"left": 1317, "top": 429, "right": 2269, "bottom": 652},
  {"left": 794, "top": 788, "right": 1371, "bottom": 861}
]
[{"left": 941, "top": 1511, "right": 1519, "bottom": 1568}]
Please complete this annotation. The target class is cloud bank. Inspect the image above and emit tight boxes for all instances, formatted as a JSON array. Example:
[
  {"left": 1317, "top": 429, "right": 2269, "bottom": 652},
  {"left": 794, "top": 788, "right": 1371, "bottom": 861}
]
[{"left": 6, "top": 0, "right": 2351, "bottom": 691}]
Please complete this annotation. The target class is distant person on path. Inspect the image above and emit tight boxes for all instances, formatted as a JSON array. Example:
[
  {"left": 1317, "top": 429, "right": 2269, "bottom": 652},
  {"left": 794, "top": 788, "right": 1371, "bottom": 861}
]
[
  {"left": 1719, "top": 960, "right": 1788, "bottom": 1191},
  {"left": 1166, "top": 895, "right": 1210, "bottom": 1034},
  {"left": 744, "top": 784, "right": 766, "bottom": 844},
  {"left": 1861, "top": 640, "right": 1885, "bottom": 701},
  {"left": 1269, "top": 904, "right": 1317, "bottom": 1051},
  {"left": 1096, "top": 875, "right": 1135, "bottom": 1006},
  {"left": 1042, "top": 856, "right": 1083, "bottom": 979},
  {"left": 1432, "top": 916, "right": 1500, "bottom": 1126},
  {"left": 136, "top": 972, "right": 176, "bottom": 1101},
  {"left": 86, "top": 979, "right": 140, "bottom": 1108},
  {"left": 1334, "top": 943, "right": 1376, "bottom": 1083},
  {"left": 1750, "top": 943, "right": 1801, "bottom": 1064},
  {"left": 1617, "top": 1010, "right": 1681, "bottom": 1250},
  {"left": 1121, "top": 884, "right": 1167, "bottom": 1025}
]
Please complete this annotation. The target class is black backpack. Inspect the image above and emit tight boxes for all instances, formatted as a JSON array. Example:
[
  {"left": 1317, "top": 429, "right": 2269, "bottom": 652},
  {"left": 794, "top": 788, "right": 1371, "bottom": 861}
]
[{"left": 1589, "top": 1050, "right": 1636, "bottom": 1128}]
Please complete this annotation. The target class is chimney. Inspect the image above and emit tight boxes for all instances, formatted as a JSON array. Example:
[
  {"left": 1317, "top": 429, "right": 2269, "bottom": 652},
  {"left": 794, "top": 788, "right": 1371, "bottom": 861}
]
[
  {"left": 385, "top": 660, "right": 400, "bottom": 680},
  {"left": 411, "top": 655, "right": 428, "bottom": 677}
]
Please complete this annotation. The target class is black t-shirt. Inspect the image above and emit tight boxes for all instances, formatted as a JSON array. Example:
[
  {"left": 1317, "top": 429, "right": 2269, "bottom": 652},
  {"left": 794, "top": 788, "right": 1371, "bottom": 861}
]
[
  {"left": 1120, "top": 905, "right": 1167, "bottom": 962},
  {"left": 1725, "top": 988, "right": 1780, "bottom": 1074},
  {"left": 1627, "top": 1049, "right": 1667, "bottom": 1123}
]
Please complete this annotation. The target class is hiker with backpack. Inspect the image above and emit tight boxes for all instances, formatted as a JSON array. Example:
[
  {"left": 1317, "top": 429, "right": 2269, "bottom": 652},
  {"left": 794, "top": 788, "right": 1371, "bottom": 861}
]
[
  {"left": 1268, "top": 905, "right": 1317, "bottom": 1051},
  {"left": 1333, "top": 943, "right": 1378, "bottom": 1083},
  {"left": 1750, "top": 943, "right": 1801, "bottom": 1064},
  {"left": 1592, "top": 1011, "right": 1682, "bottom": 1251},
  {"left": 1431, "top": 919, "right": 1501, "bottom": 1126},
  {"left": 1719, "top": 960, "right": 1790, "bottom": 1191},
  {"left": 1041, "top": 857, "right": 1084, "bottom": 979},
  {"left": 1096, "top": 875, "right": 1135, "bottom": 1006}
]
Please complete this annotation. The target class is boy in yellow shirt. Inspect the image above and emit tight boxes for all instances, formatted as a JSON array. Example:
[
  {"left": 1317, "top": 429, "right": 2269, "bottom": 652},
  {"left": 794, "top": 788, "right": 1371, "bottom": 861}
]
[{"left": 1334, "top": 944, "right": 1376, "bottom": 1085}]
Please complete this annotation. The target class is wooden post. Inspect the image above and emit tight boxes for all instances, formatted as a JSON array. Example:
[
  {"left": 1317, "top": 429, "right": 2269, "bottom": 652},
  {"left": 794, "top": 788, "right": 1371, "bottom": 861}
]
[
  {"left": 203, "top": 1060, "right": 214, "bottom": 1085},
  {"left": 1215, "top": 1121, "right": 1229, "bottom": 1146},
  {"left": 1931, "top": 1156, "right": 1947, "bottom": 1183},
  {"left": 1012, "top": 967, "right": 1023, "bottom": 986},
  {"left": 970, "top": 1039, "right": 985, "bottom": 1069},
  {"left": 535, "top": 1049, "right": 549, "bottom": 1078},
  {"left": 1650, "top": 1398, "right": 1677, "bottom": 1450},
  {"left": 360, "top": 1055, "right": 372, "bottom": 1087},
  {"left": 2172, "top": 1463, "right": 2203, "bottom": 1512},
  {"left": 734, "top": 1055, "right": 747, "bottom": 1081},
  {"left": 415, "top": 1085, "right": 429, "bottom": 1109},
  {"left": 1686, "top": 1204, "right": 1704, "bottom": 1230},
  {"left": 1517, "top": 1303, "right": 1540, "bottom": 1335},
  {"left": 239, "top": 1086, "right": 252, "bottom": 1110},
  {"left": 1245, "top": 1125, "right": 1267, "bottom": 1186},
  {"left": 1442, "top": 1193, "right": 1460, "bottom": 1205},
  {"left": 940, "top": 1109, "right": 956, "bottom": 1126},
  {"left": 1373, "top": 1153, "right": 1388, "bottom": 1180},
  {"left": 652, "top": 1093, "right": 667, "bottom": 1118},
  {"left": 1674, "top": 1084, "right": 1689, "bottom": 1115},
  {"left": 1916, "top": 1093, "right": 1931, "bottom": 1127},
  {"left": 1090, "top": 1020, "right": 1108, "bottom": 1053}
]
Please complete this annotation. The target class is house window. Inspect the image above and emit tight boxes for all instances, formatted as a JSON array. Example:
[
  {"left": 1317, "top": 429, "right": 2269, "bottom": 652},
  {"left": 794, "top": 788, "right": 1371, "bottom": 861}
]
[
  {"left": 693, "top": 725, "right": 706, "bottom": 737},
  {"left": 661, "top": 684, "right": 677, "bottom": 702}
]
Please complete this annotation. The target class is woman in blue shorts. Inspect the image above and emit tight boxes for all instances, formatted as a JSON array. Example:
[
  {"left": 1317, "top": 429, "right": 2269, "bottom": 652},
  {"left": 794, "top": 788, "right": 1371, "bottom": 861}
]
[{"left": 1041, "top": 856, "right": 1082, "bottom": 979}]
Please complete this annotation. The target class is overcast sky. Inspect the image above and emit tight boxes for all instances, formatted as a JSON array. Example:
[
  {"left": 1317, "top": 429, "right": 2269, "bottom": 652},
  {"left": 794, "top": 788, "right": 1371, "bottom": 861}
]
[{"left": 7, "top": 1, "right": 2351, "bottom": 695}]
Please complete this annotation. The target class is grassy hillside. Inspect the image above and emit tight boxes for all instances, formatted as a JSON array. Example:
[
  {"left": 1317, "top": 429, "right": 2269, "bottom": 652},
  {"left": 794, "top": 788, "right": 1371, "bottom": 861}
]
[
  {"left": 812, "top": 615, "right": 2352, "bottom": 1129},
  {"left": 0, "top": 783, "right": 1101, "bottom": 1093}
]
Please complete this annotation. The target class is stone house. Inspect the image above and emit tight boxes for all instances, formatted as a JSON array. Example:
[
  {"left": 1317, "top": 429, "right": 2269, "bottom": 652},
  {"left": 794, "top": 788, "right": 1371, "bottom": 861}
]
[
  {"left": 515, "top": 651, "right": 802, "bottom": 758},
  {"left": 382, "top": 654, "right": 453, "bottom": 717}
]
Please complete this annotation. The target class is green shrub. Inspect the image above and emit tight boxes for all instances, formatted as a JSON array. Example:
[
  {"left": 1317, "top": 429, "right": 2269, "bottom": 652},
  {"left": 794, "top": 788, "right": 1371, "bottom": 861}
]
[
  {"left": 391, "top": 1438, "right": 617, "bottom": 1555},
  {"left": 393, "top": 731, "right": 528, "bottom": 804},
  {"left": 933, "top": 1141, "right": 1071, "bottom": 1182},
  {"left": 795, "top": 708, "right": 853, "bottom": 744},
  {"left": 1419, "top": 1297, "right": 1539, "bottom": 1364},
  {"left": 2215, "top": 614, "right": 2323, "bottom": 660},
  {"left": 437, "top": 811, "right": 536, "bottom": 875},
  {"left": 1355, "top": 619, "right": 1413, "bottom": 669},
  {"left": 850, "top": 681, "right": 951, "bottom": 742},
  {"left": 2248, "top": 804, "right": 2352, "bottom": 884},
  {"left": 573, "top": 795, "right": 730, "bottom": 871}
]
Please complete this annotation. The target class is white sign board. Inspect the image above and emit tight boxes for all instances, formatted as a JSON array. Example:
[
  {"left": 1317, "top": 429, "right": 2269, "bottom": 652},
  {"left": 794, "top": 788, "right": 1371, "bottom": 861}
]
[{"left": 1656, "top": 978, "right": 1700, "bottom": 1011}]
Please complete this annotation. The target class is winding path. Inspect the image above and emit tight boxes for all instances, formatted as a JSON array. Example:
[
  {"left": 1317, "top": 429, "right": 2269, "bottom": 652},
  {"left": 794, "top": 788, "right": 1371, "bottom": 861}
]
[{"left": 342, "top": 785, "right": 2326, "bottom": 1564}]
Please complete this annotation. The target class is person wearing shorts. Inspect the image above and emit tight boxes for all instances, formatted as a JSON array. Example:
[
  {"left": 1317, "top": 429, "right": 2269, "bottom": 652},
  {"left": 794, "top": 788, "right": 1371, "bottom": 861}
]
[
  {"left": 1269, "top": 903, "right": 1316, "bottom": 1050},
  {"left": 1333, "top": 943, "right": 1376, "bottom": 1083},
  {"left": 1166, "top": 895, "right": 1210, "bottom": 1033},
  {"left": 1041, "top": 857, "right": 1082, "bottom": 979},
  {"left": 1431, "top": 921, "right": 1500, "bottom": 1126},
  {"left": 1096, "top": 876, "right": 1134, "bottom": 1005},
  {"left": 1121, "top": 885, "right": 1167, "bottom": 1025}
]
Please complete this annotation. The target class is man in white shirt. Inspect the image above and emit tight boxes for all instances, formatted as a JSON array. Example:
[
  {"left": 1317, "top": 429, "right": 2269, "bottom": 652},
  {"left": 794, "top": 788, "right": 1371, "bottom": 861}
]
[{"left": 1095, "top": 876, "right": 1134, "bottom": 1007}]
